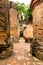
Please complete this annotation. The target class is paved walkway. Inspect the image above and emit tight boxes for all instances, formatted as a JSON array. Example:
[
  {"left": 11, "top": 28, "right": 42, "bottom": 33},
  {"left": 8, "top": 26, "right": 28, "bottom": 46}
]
[{"left": 0, "top": 38, "right": 43, "bottom": 65}]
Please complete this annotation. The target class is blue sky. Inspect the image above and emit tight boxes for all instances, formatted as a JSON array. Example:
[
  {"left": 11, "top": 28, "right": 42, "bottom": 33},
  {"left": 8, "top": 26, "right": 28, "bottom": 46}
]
[{"left": 9, "top": 0, "right": 31, "bottom": 5}]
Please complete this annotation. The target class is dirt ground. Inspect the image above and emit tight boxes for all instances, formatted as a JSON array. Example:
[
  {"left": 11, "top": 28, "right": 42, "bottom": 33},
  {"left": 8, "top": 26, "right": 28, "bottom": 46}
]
[{"left": 0, "top": 38, "right": 43, "bottom": 65}]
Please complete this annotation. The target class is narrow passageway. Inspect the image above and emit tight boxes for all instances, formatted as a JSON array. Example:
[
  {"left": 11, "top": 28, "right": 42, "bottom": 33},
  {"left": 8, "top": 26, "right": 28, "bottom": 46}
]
[
  {"left": 0, "top": 37, "right": 43, "bottom": 65},
  {"left": 0, "top": 0, "right": 43, "bottom": 65}
]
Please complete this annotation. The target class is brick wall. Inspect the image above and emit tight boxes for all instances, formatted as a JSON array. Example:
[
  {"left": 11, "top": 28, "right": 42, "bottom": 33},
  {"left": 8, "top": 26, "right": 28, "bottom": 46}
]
[
  {"left": 30, "top": 0, "right": 43, "bottom": 60},
  {"left": 10, "top": 1, "right": 20, "bottom": 42},
  {"left": 23, "top": 23, "right": 33, "bottom": 38},
  {"left": 33, "top": 3, "right": 43, "bottom": 39},
  {"left": 0, "top": 0, "right": 9, "bottom": 42}
]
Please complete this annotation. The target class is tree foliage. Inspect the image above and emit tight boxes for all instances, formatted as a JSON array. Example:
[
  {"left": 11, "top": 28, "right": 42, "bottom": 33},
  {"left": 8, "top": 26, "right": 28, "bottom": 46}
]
[{"left": 17, "top": 2, "right": 32, "bottom": 20}]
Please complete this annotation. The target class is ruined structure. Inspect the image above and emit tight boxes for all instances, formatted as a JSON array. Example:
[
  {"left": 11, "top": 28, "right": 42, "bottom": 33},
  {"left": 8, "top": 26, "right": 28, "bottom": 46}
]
[
  {"left": 10, "top": 1, "right": 20, "bottom": 42},
  {"left": 23, "top": 22, "right": 33, "bottom": 43},
  {"left": 0, "top": 0, "right": 13, "bottom": 59},
  {"left": 30, "top": 0, "right": 43, "bottom": 60}
]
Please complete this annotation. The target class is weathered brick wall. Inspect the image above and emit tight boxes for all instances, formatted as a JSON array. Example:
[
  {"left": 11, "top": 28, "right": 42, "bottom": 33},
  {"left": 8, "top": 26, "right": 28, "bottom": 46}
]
[
  {"left": 0, "top": 0, "right": 13, "bottom": 59},
  {"left": 0, "top": 0, "right": 9, "bottom": 4},
  {"left": 23, "top": 23, "right": 33, "bottom": 43},
  {"left": 30, "top": 0, "right": 43, "bottom": 60},
  {"left": 23, "top": 23, "right": 33, "bottom": 38},
  {"left": 10, "top": 1, "right": 20, "bottom": 42},
  {"left": 0, "top": 0, "right": 9, "bottom": 42},
  {"left": 33, "top": 3, "right": 43, "bottom": 39}
]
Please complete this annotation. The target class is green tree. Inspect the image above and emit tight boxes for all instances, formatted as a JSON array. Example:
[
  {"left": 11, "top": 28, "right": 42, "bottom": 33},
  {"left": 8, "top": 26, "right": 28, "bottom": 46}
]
[
  {"left": 17, "top": 2, "right": 25, "bottom": 13},
  {"left": 17, "top": 2, "right": 32, "bottom": 21}
]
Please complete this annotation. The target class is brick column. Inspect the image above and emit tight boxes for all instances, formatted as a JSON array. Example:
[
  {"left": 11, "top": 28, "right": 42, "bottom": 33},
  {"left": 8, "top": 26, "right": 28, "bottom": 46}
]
[
  {"left": 30, "top": 0, "right": 43, "bottom": 60},
  {"left": 9, "top": 1, "right": 20, "bottom": 42},
  {"left": 0, "top": 0, "right": 13, "bottom": 59}
]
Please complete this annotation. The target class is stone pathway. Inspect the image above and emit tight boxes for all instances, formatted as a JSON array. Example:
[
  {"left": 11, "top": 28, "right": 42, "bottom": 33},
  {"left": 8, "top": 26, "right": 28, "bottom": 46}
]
[{"left": 0, "top": 38, "right": 43, "bottom": 65}]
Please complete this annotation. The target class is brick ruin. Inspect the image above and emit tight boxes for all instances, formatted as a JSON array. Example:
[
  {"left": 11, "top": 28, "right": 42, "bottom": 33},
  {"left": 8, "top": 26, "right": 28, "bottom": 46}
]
[
  {"left": 9, "top": 1, "right": 20, "bottom": 42},
  {"left": 0, "top": 0, "right": 13, "bottom": 59},
  {"left": 0, "top": 0, "right": 21, "bottom": 59},
  {"left": 30, "top": 0, "right": 43, "bottom": 60},
  {"left": 23, "top": 21, "right": 33, "bottom": 43}
]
